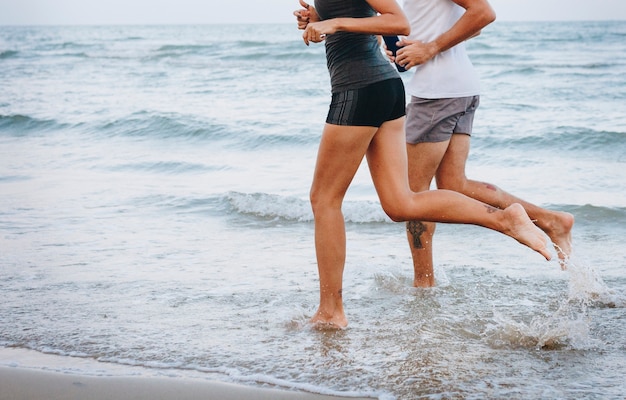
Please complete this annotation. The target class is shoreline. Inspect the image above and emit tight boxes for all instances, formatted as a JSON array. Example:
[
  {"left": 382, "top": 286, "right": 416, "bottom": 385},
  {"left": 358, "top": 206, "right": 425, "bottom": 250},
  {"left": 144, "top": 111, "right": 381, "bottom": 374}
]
[{"left": 0, "top": 348, "right": 375, "bottom": 400}]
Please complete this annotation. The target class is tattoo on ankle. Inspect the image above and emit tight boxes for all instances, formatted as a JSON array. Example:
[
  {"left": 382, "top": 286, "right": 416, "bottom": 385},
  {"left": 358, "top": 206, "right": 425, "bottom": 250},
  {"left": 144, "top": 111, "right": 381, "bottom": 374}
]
[
  {"left": 485, "top": 205, "right": 498, "bottom": 214},
  {"left": 407, "top": 221, "right": 427, "bottom": 249},
  {"left": 338, "top": 289, "right": 343, "bottom": 298}
]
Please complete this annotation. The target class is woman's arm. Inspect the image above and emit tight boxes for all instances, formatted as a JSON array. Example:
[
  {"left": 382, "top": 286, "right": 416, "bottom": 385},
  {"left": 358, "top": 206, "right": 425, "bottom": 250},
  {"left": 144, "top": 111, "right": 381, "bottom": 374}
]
[
  {"left": 293, "top": 0, "right": 320, "bottom": 30},
  {"left": 302, "top": 0, "right": 409, "bottom": 45}
]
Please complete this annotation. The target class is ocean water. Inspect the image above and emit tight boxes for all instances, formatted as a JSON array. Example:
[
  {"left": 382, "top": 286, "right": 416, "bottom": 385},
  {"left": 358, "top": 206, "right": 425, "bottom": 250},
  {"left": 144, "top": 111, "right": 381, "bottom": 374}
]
[{"left": 1, "top": 21, "right": 625, "bottom": 399}]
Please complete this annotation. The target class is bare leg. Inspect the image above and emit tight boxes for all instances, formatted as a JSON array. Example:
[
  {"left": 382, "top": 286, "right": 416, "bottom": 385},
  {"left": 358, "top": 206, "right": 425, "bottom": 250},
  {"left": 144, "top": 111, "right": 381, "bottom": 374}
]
[
  {"left": 406, "top": 220, "right": 435, "bottom": 287},
  {"left": 311, "top": 205, "right": 348, "bottom": 329},
  {"left": 309, "top": 123, "right": 378, "bottom": 329},
  {"left": 310, "top": 119, "right": 551, "bottom": 329},
  {"left": 405, "top": 141, "right": 451, "bottom": 287},
  {"left": 456, "top": 180, "right": 574, "bottom": 266},
  {"left": 436, "top": 134, "right": 574, "bottom": 266},
  {"left": 366, "top": 119, "right": 551, "bottom": 260}
]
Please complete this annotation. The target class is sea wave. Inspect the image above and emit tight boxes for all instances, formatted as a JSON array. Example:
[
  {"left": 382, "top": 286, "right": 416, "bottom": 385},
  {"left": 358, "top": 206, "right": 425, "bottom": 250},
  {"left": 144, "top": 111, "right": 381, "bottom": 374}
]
[
  {"left": 227, "top": 50, "right": 323, "bottom": 62},
  {"left": 0, "top": 111, "right": 318, "bottom": 148},
  {"left": 148, "top": 40, "right": 319, "bottom": 63},
  {"left": 476, "top": 126, "right": 626, "bottom": 157},
  {"left": 0, "top": 50, "right": 19, "bottom": 59},
  {"left": 124, "top": 191, "right": 626, "bottom": 227},
  {"left": 106, "top": 161, "right": 226, "bottom": 175},
  {"left": 185, "top": 193, "right": 626, "bottom": 226},
  {"left": 153, "top": 44, "right": 219, "bottom": 59},
  {"left": 33, "top": 41, "right": 101, "bottom": 57},
  {"left": 156, "top": 44, "right": 217, "bottom": 52},
  {"left": 96, "top": 111, "right": 232, "bottom": 141},
  {"left": 116, "top": 192, "right": 379, "bottom": 223},
  {"left": 486, "top": 65, "right": 542, "bottom": 78},
  {"left": 0, "top": 114, "right": 69, "bottom": 135},
  {"left": 94, "top": 111, "right": 319, "bottom": 148},
  {"left": 194, "top": 40, "right": 325, "bottom": 63},
  {"left": 551, "top": 127, "right": 626, "bottom": 152},
  {"left": 564, "top": 204, "right": 626, "bottom": 225},
  {"left": 191, "top": 192, "right": 389, "bottom": 224},
  {"left": 0, "top": 175, "right": 31, "bottom": 183},
  {"left": 54, "top": 41, "right": 92, "bottom": 49}
]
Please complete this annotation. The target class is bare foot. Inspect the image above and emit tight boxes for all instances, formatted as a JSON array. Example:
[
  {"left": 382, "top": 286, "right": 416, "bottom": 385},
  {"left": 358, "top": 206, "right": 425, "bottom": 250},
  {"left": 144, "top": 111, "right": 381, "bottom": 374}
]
[
  {"left": 310, "top": 320, "right": 347, "bottom": 330},
  {"left": 413, "top": 272, "right": 435, "bottom": 288},
  {"left": 539, "top": 211, "right": 574, "bottom": 269},
  {"left": 502, "top": 204, "right": 552, "bottom": 261},
  {"left": 310, "top": 309, "right": 348, "bottom": 330}
]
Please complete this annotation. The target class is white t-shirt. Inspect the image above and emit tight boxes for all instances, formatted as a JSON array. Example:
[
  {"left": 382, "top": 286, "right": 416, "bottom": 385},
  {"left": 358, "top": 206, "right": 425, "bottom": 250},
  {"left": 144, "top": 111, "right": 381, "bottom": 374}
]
[{"left": 403, "top": 0, "right": 481, "bottom": 98}]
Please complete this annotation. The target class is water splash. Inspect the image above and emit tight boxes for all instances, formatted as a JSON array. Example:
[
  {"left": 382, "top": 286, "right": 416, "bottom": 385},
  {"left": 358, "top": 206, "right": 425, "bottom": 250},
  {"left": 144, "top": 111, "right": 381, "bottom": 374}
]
[
  {"left": 485, "top": 253, "right": 621, "bottom": 350},
  {"left": 487, "top": 303, "right": 598, "bottom": 351},
  {"left": 565, "top": 254, "right": 622, "bottom": 308}
]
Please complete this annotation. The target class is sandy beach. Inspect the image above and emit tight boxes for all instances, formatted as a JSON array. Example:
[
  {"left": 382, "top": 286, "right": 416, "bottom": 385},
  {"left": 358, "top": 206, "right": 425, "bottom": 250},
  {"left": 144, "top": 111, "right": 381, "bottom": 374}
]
[
  {"left": 0, "top": 348, "right": 373, "bottom": 400},
  {"left": 0, "top": 366, "right": 374, "bottom": 400}
]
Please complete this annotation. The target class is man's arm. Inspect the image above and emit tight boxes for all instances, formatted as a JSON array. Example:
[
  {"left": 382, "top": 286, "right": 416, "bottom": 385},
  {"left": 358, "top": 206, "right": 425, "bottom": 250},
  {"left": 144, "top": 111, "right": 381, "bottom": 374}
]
[{"left": 396, "top": 0, "right": 495, "bottom": 69}]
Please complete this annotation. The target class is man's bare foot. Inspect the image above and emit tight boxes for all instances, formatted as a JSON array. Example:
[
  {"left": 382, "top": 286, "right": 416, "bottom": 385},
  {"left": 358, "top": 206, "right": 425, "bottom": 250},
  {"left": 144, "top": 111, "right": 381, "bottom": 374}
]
[
  {"left": 413, "top": 272, "right": 435, "bottom": 288},
  {"left": 539, "top": 211, "right": 574, "bottom": 269},
  {"left": 502, "top": 204, "right": 552, "bottom": 261},
  {"left": 310, "top": 309, "right": 348, "bottom": 330}
]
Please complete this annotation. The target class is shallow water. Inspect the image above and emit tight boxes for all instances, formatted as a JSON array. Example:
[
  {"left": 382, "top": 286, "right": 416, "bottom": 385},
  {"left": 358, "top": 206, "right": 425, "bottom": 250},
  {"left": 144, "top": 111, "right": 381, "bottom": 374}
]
[{"left": 1, "top": 22, "right": 625, "bottom": 399}]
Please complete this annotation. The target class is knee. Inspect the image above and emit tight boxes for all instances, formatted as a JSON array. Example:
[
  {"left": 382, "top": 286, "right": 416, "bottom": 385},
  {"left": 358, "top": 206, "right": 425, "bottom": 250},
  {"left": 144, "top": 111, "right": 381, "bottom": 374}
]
[
  {"left": 309, "top": 187, "right": 341, "bottom": 216},
  {"left": 309, "top": 188, "right": 323, "bottom": 215},
  {"left": 379, "top": 189, "right": 420, "bottom": 222},
  {"left": 381, "top": 202, "right": 409, "bottom": 223},
  {"left": 436, "top": 175, "right": 466, "bottom": 192}
]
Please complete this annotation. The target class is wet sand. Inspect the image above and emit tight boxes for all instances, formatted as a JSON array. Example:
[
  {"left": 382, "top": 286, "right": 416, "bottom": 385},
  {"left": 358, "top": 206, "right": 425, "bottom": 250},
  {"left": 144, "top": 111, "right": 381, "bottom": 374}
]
[
  {"left": 0, "top": 348, "right": 373, "bottom": 400},
  {"left": 0, "top": 366, "right": 373, "bottom": 400}
]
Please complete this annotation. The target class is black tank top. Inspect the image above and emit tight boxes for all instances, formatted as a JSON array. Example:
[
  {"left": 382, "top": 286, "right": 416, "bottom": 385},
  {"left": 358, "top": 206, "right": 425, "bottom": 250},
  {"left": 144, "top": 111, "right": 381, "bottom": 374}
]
[{"left": 314, "top": 0, "right": 399, "bottom": 93}]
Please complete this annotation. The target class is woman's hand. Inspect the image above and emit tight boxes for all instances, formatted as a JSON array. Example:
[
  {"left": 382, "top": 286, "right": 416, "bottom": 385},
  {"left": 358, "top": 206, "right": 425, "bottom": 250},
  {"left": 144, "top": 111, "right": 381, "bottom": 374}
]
[
  {"left": 302, "top": 20, "right": 336, "bottom": 46},
  {"left": 293, "top": 0, "right": 320, "bottom": 30}
]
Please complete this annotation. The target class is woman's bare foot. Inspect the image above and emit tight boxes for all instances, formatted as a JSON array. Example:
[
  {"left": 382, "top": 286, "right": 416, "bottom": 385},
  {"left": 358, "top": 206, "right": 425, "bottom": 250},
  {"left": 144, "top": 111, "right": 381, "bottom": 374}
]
[{"left": 502, "top": 204, "right": 552, "bottom": 261}]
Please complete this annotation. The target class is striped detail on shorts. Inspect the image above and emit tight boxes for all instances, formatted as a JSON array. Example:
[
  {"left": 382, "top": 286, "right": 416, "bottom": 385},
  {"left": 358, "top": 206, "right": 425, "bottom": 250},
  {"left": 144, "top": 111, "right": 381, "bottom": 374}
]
[{"left": 327, "top": 89, "right": 358, "bottom": 126}]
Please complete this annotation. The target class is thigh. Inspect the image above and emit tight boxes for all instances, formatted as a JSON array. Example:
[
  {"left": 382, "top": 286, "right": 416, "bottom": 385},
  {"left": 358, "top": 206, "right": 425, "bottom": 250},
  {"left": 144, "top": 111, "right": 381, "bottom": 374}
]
[
  {"left": 407, "top": 140, "right": 451, "bottom": 192},
  {"left": 365, "top": 117, "right": 411, "bottom": 208},
  {"left": 436, "top": 133, "right": 471, "bottom": 189},
  {"left": 311, "top": 123, "right": 378, "bottom": 204}
]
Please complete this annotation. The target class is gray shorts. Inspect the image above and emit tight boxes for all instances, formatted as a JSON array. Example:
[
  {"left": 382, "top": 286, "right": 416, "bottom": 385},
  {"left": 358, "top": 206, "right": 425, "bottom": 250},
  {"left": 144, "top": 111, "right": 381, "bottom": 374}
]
[{"left": 405, "top": 95, "right": 480, "bottom": 144}]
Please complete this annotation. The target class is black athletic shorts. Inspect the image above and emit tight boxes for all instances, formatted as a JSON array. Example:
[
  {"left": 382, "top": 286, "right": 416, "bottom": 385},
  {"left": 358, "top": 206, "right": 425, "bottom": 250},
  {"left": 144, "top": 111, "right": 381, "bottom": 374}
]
[{"left": 326, "top": 78, "right": 406, "bottom": 127}]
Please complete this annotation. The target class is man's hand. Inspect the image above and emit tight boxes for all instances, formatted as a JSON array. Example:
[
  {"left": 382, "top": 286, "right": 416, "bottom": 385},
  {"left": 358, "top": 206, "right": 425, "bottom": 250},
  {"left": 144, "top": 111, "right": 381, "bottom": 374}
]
[
  {"left": 395, "top": 39, "right": 439, "bottom": 70},
  {"left": 383, "top": 42, "right": 395, "bottom": 62}
]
